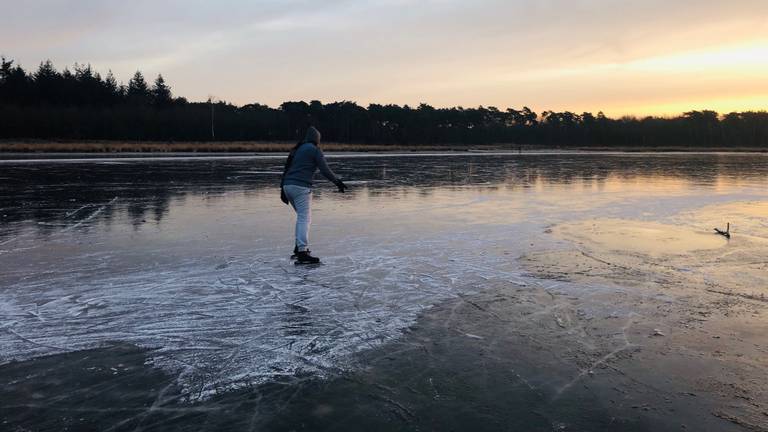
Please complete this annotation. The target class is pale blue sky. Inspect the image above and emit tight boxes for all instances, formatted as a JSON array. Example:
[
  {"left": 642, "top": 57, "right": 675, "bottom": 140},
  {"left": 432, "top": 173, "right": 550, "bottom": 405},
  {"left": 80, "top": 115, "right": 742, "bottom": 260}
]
[{"left": 3, "top": 0, "right": 768, "bottom": 114}]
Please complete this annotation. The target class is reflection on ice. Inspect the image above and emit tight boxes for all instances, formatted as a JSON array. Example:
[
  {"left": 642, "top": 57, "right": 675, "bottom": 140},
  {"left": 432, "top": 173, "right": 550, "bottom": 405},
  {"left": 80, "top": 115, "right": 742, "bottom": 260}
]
[{"left": 2, "top": 153, "right": 768, "bottom": 400}]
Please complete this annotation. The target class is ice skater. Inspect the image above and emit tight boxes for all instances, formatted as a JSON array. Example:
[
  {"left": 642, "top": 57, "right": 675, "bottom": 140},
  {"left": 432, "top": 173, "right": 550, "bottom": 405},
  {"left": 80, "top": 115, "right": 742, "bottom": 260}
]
[{"left": 280, "top": 126, "right": 347, "bottom": 264}]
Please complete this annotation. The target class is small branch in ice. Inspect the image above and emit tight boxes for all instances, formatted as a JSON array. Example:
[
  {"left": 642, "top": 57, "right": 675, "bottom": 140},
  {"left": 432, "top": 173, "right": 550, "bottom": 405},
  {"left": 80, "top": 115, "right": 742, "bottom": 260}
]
[{"left": 714, "top": 222, "right": 730, "bottom": 239}]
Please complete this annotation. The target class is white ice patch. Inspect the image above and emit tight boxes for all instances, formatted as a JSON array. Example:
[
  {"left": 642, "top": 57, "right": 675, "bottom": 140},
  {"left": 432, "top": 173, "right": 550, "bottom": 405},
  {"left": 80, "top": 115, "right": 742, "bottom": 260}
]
[{"left": 0, "top": 232, "right": 533, "bottom": 400}]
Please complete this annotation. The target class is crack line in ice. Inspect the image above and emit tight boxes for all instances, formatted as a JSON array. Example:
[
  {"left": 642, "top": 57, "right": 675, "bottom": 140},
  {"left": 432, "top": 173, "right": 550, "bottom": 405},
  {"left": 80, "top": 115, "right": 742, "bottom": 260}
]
[
  {"left": 65, "top": 204, "right": 98, "bottom": 218},
  {"left": 61, "top": 197, "right": 118, "bottom": 232},
  {"left": 551, "top": 312, "right": 639, "bottom": 400},
  {"left": 5, "top": 326, "right": 68, "bottom": 352}
]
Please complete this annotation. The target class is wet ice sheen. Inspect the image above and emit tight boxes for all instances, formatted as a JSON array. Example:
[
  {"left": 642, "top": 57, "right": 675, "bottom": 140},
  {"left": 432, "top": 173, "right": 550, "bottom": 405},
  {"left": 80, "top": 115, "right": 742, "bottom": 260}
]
[
  {"left": 1, "top": 153, "right": 767, "bottom": 399},
  {"left": 553, "top": 218, "right": 728, "bottom": 256}
]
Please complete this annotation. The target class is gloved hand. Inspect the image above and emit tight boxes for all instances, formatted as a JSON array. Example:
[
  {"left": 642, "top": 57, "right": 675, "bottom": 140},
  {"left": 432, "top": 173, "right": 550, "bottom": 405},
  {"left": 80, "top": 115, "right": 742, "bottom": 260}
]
[{"left": 334, "top": 179, "right": 347, "bottom": 193}]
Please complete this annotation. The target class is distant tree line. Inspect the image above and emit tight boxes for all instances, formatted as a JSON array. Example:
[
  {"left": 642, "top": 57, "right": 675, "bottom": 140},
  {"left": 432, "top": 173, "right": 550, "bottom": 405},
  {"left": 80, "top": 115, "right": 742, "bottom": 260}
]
[{"left": 1, "top": 58, "right": 767, "bottom": 147}]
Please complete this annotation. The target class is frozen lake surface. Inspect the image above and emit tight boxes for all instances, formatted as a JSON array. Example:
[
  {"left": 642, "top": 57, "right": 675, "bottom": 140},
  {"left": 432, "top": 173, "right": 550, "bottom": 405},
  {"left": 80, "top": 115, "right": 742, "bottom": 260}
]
[{"left": 2, "top": 152, "right": 767, "bottom": 430}]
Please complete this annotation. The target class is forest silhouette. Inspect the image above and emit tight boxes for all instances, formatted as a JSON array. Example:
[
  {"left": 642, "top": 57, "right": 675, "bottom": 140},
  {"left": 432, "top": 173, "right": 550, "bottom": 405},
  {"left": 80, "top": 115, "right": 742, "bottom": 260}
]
[{"left": 1, "top": 58, "right": 766, "bottom": 148}]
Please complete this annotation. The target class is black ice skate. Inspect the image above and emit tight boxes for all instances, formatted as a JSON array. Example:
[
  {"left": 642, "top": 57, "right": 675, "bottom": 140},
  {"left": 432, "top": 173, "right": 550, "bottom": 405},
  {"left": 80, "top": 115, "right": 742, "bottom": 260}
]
[{"left": 294, "top": 250, "right": 320, "bottom": 265}]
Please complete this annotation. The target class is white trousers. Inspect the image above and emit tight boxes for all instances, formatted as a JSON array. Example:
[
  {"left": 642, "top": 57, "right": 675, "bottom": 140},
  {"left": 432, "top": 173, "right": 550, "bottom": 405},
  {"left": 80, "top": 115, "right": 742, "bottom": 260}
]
[{"left": 283, "top": 185, "right": 312, "bottom": 251}]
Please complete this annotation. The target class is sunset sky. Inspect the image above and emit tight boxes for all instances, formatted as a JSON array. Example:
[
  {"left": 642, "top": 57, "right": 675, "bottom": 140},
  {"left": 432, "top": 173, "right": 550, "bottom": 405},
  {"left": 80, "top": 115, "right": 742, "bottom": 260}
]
[{"left": 3, "top": 0, "right": 768, "bottom": 116}]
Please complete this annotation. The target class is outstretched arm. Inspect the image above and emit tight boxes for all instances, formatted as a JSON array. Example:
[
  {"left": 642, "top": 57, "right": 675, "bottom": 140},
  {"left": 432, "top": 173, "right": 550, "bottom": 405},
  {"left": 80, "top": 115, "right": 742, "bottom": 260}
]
[
  {"left": 315, "top": 147, "right": 339, "bottom": 183},
  {"left": 315, "top": 147, "right": 347, "bottom": 192}
]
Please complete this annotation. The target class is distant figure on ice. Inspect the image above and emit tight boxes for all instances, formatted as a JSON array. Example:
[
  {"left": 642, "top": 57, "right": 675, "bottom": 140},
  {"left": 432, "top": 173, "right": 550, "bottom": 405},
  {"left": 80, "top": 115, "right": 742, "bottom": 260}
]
[{"left": 280, "top": 126, "right": 347, "bottom": 264}]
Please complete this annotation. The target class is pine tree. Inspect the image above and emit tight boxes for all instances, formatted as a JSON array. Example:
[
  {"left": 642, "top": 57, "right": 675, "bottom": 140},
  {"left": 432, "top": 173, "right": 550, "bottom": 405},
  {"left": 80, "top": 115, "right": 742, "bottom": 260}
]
[
  {"left": 74, "top": 64, "right": 103, "bottom": 105},
  {"left": 151, "top": 74, "right": 172, "bottom": 106},
  {"left": 127, "top": 70, "right": 149, "bottom": 104},
  {"left": 0, "top": 58, "right": 31, "bottom": 104},
  {"left": 33, "top": 60, "right": 60, "bottom": 103},
  {"left": 103, "top": 70, "right": 121, "bottom": 104}
]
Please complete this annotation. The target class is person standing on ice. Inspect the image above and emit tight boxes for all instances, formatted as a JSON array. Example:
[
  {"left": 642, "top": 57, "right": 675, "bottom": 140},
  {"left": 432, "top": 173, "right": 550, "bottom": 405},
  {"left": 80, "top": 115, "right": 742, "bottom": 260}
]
[{"left": 280, "top": 126, "right": 347, "bottom": 264}]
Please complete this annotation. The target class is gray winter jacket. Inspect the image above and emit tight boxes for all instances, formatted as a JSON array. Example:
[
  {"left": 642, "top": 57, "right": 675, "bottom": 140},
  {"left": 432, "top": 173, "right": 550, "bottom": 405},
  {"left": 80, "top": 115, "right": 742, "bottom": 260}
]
[{"left": 282, "top": 142, "right": 339, "bottom": 187}]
